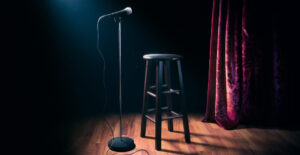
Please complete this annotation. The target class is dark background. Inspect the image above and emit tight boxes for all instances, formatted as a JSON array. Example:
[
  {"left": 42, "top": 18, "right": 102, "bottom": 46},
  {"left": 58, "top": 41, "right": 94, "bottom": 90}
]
[
  {"left": 26, "top": 0, "right": 211, "bottom": 117},
  {"left": 3, "top": 0, "right": 211, "bottom": 154}
]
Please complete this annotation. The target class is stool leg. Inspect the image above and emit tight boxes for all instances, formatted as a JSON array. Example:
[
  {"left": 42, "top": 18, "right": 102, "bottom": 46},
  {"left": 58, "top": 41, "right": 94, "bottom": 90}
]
[
  {"left": 177, "top": 60, "right": 191, "bottom": 143},
  {"left": 141, "top": 60, "right": 151, "bottom": 137},
  {"left": 164, "top": 61, "right": 173, "bottom": 132},
  {"left": 155, "top": 61, "right": 163, "bottom": 150}
]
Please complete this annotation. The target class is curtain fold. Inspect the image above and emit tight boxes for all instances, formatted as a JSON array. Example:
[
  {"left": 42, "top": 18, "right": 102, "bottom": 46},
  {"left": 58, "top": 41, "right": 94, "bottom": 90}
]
[{"left": 202, "top": 0, "right": 294, "bottom": 129}]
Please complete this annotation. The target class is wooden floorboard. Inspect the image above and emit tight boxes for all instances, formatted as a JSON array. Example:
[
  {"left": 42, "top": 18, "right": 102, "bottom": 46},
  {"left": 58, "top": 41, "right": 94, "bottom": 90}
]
[{"left": 67, "top": 114, "right": 300, "bottom": 155}]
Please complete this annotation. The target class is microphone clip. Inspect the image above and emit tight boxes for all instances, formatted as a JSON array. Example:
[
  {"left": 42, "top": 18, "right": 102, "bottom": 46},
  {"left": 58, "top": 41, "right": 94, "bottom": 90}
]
[{"left": 114, "top": 17, "right": 122, "bottom": 23}]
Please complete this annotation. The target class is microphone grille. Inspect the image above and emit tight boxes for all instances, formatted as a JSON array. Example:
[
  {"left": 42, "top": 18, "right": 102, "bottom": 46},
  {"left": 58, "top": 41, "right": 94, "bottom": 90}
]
[{"left": 124, "top": 7, "right": 132, "bottom": 15}]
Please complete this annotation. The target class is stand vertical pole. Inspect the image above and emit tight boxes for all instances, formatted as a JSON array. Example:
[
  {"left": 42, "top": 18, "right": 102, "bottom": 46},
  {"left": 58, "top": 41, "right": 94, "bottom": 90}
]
[{"left": 118, "top": 18, "right": 122, "bottom": 138}]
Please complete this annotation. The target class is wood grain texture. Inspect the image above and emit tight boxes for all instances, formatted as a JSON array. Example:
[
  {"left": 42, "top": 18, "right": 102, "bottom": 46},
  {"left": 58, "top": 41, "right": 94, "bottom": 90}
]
[{"left": 67, "top": 114, "right": 300, "bottom": 155}]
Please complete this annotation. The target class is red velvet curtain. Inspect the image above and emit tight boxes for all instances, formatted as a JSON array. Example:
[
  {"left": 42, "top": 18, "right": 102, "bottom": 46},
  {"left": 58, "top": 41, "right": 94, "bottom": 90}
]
[{"left": 203, "top": 0, "right": 299, "bottom": 129}]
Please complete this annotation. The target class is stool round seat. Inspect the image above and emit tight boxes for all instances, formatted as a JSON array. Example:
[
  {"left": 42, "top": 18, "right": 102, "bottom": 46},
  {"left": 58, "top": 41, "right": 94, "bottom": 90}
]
[{"left": 143, "top": 54, "right": 181, "bottom": 60}]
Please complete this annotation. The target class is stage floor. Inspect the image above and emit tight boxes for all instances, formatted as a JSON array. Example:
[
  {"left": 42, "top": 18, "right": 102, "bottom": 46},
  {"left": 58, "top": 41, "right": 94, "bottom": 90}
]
[{"left": 66, "top": 114, "right": 300, "bottom": 155}]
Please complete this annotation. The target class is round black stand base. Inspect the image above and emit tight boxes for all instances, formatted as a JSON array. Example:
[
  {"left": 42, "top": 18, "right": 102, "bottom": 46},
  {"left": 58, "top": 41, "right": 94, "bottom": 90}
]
[{"left": 108, "top": 137, "right": 135, "bottom": 152}]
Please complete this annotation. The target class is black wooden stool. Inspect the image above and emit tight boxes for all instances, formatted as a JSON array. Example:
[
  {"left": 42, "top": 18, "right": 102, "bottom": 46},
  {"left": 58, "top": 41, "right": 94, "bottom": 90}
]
[{"left": 140, "top": 54, "right": 191, "bottom": 150}]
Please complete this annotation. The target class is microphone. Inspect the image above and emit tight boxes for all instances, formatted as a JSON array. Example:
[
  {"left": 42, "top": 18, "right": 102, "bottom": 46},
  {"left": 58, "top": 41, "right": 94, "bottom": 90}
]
[{"left": 101, "top": 7, "right": 132, "bottom": 18}]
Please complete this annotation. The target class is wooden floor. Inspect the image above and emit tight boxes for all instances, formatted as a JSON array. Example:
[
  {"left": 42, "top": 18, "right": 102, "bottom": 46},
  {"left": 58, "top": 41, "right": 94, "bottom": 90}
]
[{"left": 67, "top": 114, "right": 300, "bottom": 155}]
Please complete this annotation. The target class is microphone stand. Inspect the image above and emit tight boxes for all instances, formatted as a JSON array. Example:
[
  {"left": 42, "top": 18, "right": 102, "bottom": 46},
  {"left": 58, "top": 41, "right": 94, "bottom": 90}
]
[{"left": 107, "top": 17, "right": 135, "bottom": 152}]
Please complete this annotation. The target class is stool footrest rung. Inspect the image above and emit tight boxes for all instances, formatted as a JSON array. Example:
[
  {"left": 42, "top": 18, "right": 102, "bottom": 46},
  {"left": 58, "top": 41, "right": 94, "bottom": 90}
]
[
  {"left": 162, "top": 114, "right": 183, "bottom": 120},
  {"left": 147, "top": 106, "right": 169, "bottom": 113},
  {"left": 146, "top": 91, "right": 156, "bottom": 98},
  {"left": 149, "top": 84, "right": 167, "bottom": 89},
  {"left": 145, "top": 114, "right": 156, "bottom": 123},
  {"left": 162, "top": 89, "right": 181, "bottom": 95},
  {"left": 147, "top": 89, "right": 180, "bottom": 98},
  {"left": 170, "top": 110, "right": 180, "bottom": 115},
  {"left": 144, "top": 113, "right": 183, "bottom": 123}
]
